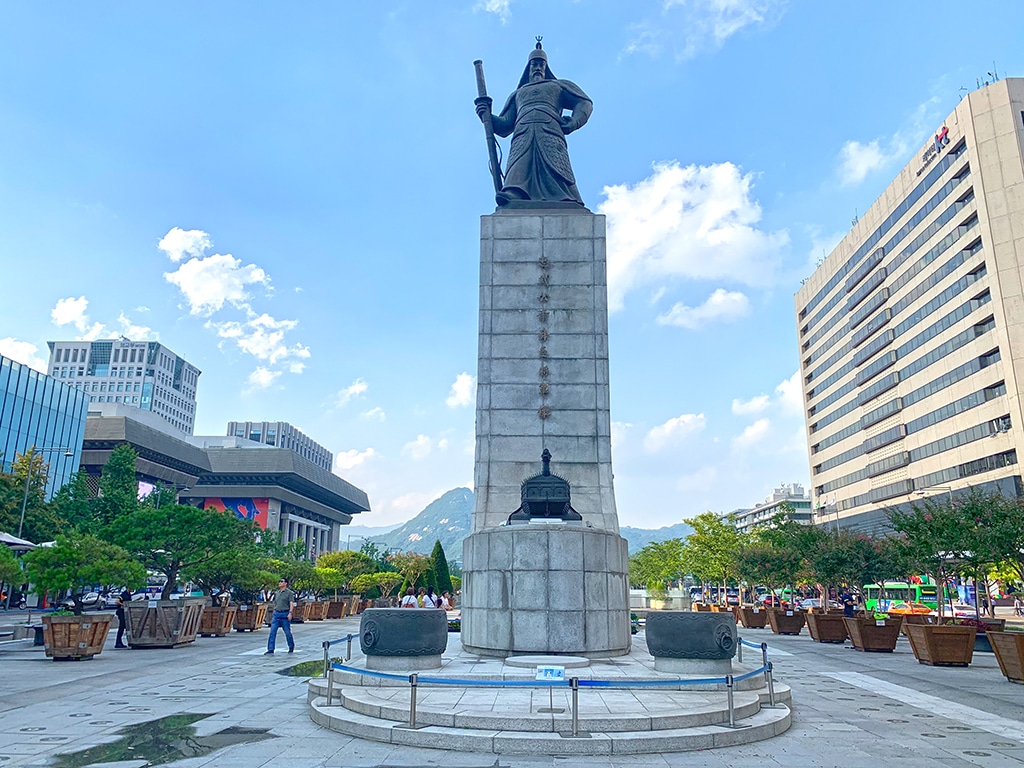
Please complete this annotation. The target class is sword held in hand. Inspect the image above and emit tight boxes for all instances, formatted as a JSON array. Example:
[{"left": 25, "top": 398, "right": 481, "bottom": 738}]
[{"left": 473, "top": 59, "right": 503, "bottom": 195}]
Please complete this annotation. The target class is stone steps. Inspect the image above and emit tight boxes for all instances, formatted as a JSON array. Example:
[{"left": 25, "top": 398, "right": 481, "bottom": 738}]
[
  {"left": 309, "top": 692, "right": 792, "bottom": 755},
  {"left": 307, "top": 678, "right": 791, "bottom": 754}
]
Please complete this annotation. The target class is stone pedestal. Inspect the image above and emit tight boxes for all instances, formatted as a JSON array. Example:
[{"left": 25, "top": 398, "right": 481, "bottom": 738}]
[
  {"left": 460, "top": 524, "right": 630, "bottom": 658},
  {"left": 473, "top": 210, "right": 617, "bottom": 533}
]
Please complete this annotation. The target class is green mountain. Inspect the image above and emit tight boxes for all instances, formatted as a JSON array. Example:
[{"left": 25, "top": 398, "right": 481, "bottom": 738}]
[
  {"left": 363, "top": 487, "right": 692, "bottom": 559},
  {"left": 365, "top": 487, "right": 473, "bottom": 559}
]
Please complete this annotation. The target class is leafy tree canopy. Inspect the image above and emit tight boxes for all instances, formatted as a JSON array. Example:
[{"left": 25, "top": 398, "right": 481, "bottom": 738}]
[{"left": 23, "top": 534, "right": 146, "bottom": 614}]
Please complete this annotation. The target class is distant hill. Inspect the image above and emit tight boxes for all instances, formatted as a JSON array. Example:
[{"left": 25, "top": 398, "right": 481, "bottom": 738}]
[
  {"left": 365, "top": 487, "right": 473, "bottom": 558},
  {"left": 619, "top": 522, "right": 694, "bottom": 553},
  {"left": 360, "top": 488, "right": 691, "bottom": 559}
]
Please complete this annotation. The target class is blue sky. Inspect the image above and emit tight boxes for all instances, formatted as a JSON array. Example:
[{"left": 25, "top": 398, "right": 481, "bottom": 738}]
[{"left": 2, "top": 2, "right": 1023, "bottom": 529}]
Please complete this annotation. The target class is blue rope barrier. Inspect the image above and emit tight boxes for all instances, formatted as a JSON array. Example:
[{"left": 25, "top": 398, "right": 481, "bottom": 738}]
[
  {"left": 587, "top": 677, "right": 725, "bottom": 689},
  {"left": 325, "top": 634, "right": 354, "bottom": 648},
  {"left": 732, "top": 665, "right": 769, "bottom": 682},
  {"left": 418, "top": 676, "right": 567, "bottom": 687},
  {"left": 739, "top": 638, "right": 765, "bottom": 650},
  {"left": 331, "top": 662, "right": 407, "bottom": 681}
]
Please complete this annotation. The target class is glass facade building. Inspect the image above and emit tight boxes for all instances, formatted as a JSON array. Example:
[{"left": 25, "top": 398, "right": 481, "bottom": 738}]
[{"left": 0, "top": 354, "right": 88, "bottom": 499}]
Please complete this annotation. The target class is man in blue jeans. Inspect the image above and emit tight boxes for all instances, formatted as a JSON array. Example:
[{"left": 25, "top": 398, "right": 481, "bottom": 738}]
[{"left": 265, "top": 577, "right": 295, "bottom": 655}]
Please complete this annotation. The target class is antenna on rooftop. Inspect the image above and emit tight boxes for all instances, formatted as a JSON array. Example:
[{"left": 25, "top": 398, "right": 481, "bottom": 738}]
[{"left": 851, "top": 208, "right": 859, "bottom": 227}]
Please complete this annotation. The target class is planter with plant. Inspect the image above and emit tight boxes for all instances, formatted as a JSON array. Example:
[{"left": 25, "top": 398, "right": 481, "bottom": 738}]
[
  {"left": 845, "top": 611, "right": 903, "bottom": 652},
  {"left": 905, "top": 622, "right": 976, "bottom": 666},
  {"left": 107, "top": 503, "right": 258, "bottom": 648},
  {"left": 23, "top": 534, "right": 145, "bottom": 660},
  {"left": 737, "top": 605, "right": 769, "bottom": 628},
  {"left": 767, "top": 607, "right": 806, "bottom": 635},
  {"left": 988, "top": 629, "right": 1024, "bottom": 684}
]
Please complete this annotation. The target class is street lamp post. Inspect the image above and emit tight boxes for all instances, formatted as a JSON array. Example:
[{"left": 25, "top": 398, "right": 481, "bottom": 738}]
[{"left": 16, "top": 446, "right": 74, "bottom": 539}]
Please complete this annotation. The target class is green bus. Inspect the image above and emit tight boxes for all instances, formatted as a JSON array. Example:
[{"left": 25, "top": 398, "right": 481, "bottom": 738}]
[{"left": 862, "top": 581, "right": 941, "bottom": 611}]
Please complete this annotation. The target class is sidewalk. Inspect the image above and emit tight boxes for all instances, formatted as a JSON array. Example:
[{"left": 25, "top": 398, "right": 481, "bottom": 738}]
[{"left": 1, "top": 615, "right": 1023, "bottom": 767}]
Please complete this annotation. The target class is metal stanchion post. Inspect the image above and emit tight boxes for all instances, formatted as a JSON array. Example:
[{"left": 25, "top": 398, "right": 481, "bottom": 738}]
[
  {"left": 726, "top": 675, "right": 735, "bottom": 728},
  {"left": 767, "top": 661, "right": 777, "bottom": 707},
  {"left": 761, "top": 642, "right": 769, "bottom": 683},
  {"left": 326, "top": 668, "right": 334, "bottom": 707},
  {"left": 408, "top": 673, "right": 418, "bottom": 728},
  {"left": 570, "top": 677, "right": 579, "bottom": 738},
  {"left": 322, "top": 641, "right": 330, "bottom": 678},
  {"left": 737, "top": 637, "right": 743, "bottom": 663},
  {"left": 346, "top": 634, "right": 352, "bottom": 661}
]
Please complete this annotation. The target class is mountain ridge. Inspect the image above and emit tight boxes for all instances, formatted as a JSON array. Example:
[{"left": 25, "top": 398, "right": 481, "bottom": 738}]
[{"left": 360, "top": 487, "right": 691, "bottom": 558}]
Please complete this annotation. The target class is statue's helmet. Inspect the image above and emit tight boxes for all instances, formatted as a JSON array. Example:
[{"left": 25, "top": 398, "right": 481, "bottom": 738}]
[{"left": 518, "top": 39, "right": 555, "bottom": 87}]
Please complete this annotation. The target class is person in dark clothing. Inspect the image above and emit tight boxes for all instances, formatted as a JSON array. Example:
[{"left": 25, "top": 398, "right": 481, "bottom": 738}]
[
  {"left": 841, "top": 591, "right": 856, "bottom": 618},
  {"left": 115, "top": 589, "right": 132, "bottom": 648}
]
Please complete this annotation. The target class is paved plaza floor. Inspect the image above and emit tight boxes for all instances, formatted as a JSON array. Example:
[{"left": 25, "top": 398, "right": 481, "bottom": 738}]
[{"left": 1, "top": 611, "right": 1023, "bottom": 768}]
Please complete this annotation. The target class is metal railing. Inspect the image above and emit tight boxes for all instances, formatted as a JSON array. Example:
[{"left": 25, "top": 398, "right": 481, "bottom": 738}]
[
  {"left": 321, "top": 633, "right": 357, "bottom": 678},
  {"left": 322, "top": 657, "right": 777, "bottom": 736}
]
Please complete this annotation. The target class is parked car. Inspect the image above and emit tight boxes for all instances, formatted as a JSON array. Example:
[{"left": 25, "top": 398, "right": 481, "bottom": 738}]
[
  {"left": 725, "top": 590, "right": 740, "bottom": 606},
  {"left": 795, "top": 598, "right": 841, "bottom": 610},
  {"left": 887, "top": 601, "right": 933, "bottom": 615},
  {"left": 758, "top": 594, "right": 788, "bottom": 607},
  {"left": 942, "top": 602, "right": 982, "bottom": 618},
  {"left": 62, "top": 592, "right": 104, "bottom": 610}
]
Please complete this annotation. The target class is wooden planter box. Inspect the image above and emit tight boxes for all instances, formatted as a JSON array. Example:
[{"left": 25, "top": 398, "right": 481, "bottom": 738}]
[
  {"left": 806, "top": 612, "right": 848, "bottom": 643},
  {"left": 305, "top": 601, "right": 329, "bottom": 621},
  {"left": 289, "top": 601, "right": 310, "bottom": 623},
  {"left": 42, "top": 613, "right": 113, "bottom": 660},
  {"left": 767, "top": 608, "right": 805, "bottom": 635},
  {"left": 126, "top": 599, "right": 206, "bottom": 649},
  {"left": 905, "top": 623, "right": 975, "bottom": 666},
  {"left": 844, "top": 615, "right": 903, "bottom": 652},
  {"left": 326, "top": 600, "right": 348, "bottom": 619},
  {"left": 988, "top": 631, "right": 1024, "bottom": 684},
  {"left": 233, "top": 603, "right": 267, "bottom": 632},
  {"left": 348, "top": 595, "right": 362, "bottom": 615},
  {"left": 899, "top": 613, "right": 935, "bottom": 636},
  {"left": 694, "top": 603, "right": 712, "bottom": 612},
  {"left": 198, "top": 604, "right": 239, "bottom": 637},
  {"left": 738, "top": 606, "right": 768, "bottom": 629}
]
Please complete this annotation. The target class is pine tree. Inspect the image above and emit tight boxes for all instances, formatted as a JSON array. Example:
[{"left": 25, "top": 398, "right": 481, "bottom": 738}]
[
  {"left": 431, "top": 539, "right": 453, "bottom": 594},
  {"left": 95, "top": 444, "right": 139, "bottom": 526}
]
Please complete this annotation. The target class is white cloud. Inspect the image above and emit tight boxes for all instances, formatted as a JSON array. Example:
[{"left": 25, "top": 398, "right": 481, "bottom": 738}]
[
  {"left": 361, "top": 407, "right": 386, "bottom": 422},
  {"left": 335, "top": 448, "right": 378, "bottom": 471},
  {"left": 601, "top": 162, "right": 788, "bottom": 311},
  {"left": 401, "top": 434, "right": 433, "bottom": 461},
  {"left": 0, "top": 338, "right": 47, "bottom": 371},
  {"left": 626, "top": 0, "right": 784, "bottom": 60},
  {"left": 475, "top": 0, "right": 511, "bottom": 23},
  {"left": 644, "top": 413, "right": 706, "bottom": 453},
  {"left": 334, "top": 379, "right": 368, "bottom": 408},
  {"left": 164, "top": 253, "right": 269, "bottom": 316},
  {"left": 446, "top": 372, "right": 476, "bottom": 408},
  {"left": 675, "top": 465, "right": 718, "bottom": 493},
  {"left": 656, "top": 288, "right": 750, "bottom": 329},
  {"left": 732, "top": 417, "right": 771, "bottom": 451},
  {"left": 117, "top": 312, "right": 155, "bottom": 340},
  {"left": 438, "top": 438, "right": 450, "bottom": 452},
  {"left": 732, "top": 394, "right": 770, "bottom": 416},
  {"left": 208, "top": 313, "right": 310, "bottom": 368},
  {"left": 157, "top": 227, "right": 212, "bottom": 262},
  {"left": 50, "top": 296, "right": 107, "bottom": 339},
  {"left": 837, "top": 96, "right": 942, "bottom": 186},
  {"left": 246, "top": 367, "right": 281, "bottom": 390},
  {"left": 774, "top": 370, "right": 803, "bottom": 416}
]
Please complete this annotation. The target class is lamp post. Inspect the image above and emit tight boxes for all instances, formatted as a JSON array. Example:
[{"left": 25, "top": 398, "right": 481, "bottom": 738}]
[{"left": 16, "top": 446, "right": 75, "bottom": 539}]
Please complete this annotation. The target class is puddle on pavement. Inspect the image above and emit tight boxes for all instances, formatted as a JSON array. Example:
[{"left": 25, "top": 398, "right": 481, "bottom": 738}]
[
  {"left": 48, "top": 712, "right": 276, "bottom": 767},
  {"left": 277, "top": 658, "right": 341, "bottom": 677}
]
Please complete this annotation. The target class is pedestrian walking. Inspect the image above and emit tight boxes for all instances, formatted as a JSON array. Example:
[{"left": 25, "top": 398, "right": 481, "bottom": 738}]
[
  {"left": 114, "top": 588, "right": 131, "bottom": 648},
  {"left": 265, "top": 577, "right": 295, "bottom": 655},
  {"left": 1014, "top": 596, "right": 1022, "bottom": 616}
]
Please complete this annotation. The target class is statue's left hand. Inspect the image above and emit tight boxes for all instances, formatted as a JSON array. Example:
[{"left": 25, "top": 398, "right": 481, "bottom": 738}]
[{"left": 560, "top": 116, "right": 575, "bottom": 135}]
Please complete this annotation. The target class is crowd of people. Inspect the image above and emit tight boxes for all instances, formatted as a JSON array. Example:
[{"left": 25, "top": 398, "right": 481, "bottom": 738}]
[{"left": 400, "top": 586, "right": 453, "bottom": 609}]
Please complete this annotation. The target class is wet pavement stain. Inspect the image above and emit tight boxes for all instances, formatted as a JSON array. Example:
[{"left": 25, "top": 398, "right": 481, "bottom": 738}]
[{"left": 47, "top": 712, "right": 276, "bottom": 767}]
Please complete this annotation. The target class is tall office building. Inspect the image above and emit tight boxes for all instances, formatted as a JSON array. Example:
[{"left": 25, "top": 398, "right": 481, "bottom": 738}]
[
  {"left": 795, "top": 78, "right": 1024, "bottom": 532},
  {"left": 0, "top": 354, "right": 87, "bottom": 499},
  {"left": 47, "top": 338, "right": 200, "bottom": 435},
  {"left": 225, "top": 421, "right": 333, "bottom": 471},
  {"left": 733, "top": 484, "right": 812, "bottom": 536}
]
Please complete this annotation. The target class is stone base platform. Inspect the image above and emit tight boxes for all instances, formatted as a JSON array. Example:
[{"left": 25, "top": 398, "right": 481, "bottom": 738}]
[{"left": 307, "top": 633, "right": 791, "bottom": 754}]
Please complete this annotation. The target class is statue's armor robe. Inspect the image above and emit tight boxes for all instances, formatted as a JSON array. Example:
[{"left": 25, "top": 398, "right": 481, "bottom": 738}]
[{"left": 492, "top": 78, "right": 592, "bottom": 205}]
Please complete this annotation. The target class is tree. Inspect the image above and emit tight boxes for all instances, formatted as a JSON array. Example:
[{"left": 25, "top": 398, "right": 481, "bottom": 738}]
[
  {"left": 23, "top": 534, "right": 146, "bottom": 615},
  {"left": 680, "top": 512, "right": 743, "bottom": 600},
  {"left": 94, "top": 444, "right": 139, "bottom": 525},
  {"left": 315, "top": 550, "right": 376, "bottom": 593},
  {"left": 0, "top": 450, "right": 63, "bottom": 543},
  {"left": 0, "top": 545, "right": 23, "bottom": 590},
  {"left": 736, "top": 543, "right": 802, "bottom": 602},
  {"left": 47, "top": 469, "right": 95, "bottom": 532},
  {"left": 390, "top": 551, "right": 432, "bottom": 588},
  {"left": 629, "top": 538, "right": 685, "bottom": 595},
  {"left": 430, "top": 540, "right": 454, "bottom": 594},
  {"left": 107, "top": 504, "right": 258, "bottom": 600}
]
